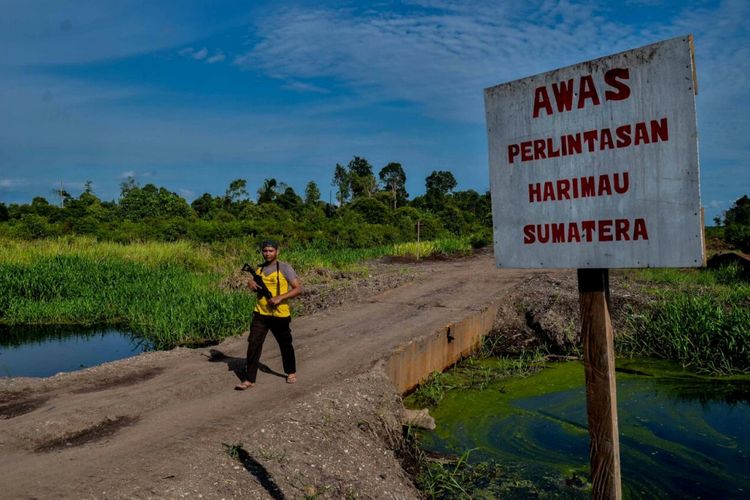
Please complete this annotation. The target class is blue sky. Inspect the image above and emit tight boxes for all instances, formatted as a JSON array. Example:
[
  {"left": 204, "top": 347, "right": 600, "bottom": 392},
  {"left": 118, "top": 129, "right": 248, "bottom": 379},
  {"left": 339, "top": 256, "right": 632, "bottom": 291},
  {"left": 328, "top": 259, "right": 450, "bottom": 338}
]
[{"left": 0, "top": 0, "right": 747, "bottom": 222}]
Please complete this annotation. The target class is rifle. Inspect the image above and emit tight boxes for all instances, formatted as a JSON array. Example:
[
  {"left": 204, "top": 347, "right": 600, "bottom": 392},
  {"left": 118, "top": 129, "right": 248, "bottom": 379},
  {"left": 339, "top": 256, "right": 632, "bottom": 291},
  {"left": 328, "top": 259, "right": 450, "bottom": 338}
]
[{"left": 241, "top": 263, "right": 274, "bottom": 301}]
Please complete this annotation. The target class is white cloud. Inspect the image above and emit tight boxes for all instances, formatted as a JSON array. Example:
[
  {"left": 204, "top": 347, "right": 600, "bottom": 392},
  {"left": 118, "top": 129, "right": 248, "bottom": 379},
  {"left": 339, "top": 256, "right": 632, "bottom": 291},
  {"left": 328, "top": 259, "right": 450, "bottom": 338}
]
[
  {"left": 0, "top": 178, "right": 29, "bottom": 189},
  {"left": 178, "top": 46, "right": 226, "bottom": 64},
  {"left": 282, "top": 80, "right": 330, "bottom": 94},
  {"left": 238, "top": 1, "right": 748, "bottom": 128},
  {"left": 237, "top": 4, "right": 661, "bottom": 123},
  {"left": 192, "top": 47, "right": 209, "bottom": 60},
  {"left": 0, "top": 1, "right": 245, "bottom": 65},
  {"left": 120, "top": 171, "right": 136, "bottom": 179},
  {"left": 233, "top": 1, "right": 749, "bottom": 214},
  {"left": 206, "top": 52, "right": 226, "bottom": 64}
]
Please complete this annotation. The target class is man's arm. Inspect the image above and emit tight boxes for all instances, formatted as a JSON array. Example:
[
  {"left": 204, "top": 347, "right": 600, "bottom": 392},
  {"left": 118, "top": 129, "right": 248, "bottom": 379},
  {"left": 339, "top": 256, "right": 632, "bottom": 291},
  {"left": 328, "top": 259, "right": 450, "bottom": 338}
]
[{"left": 269, "top": 278, "right": 302, "bottom": 306}]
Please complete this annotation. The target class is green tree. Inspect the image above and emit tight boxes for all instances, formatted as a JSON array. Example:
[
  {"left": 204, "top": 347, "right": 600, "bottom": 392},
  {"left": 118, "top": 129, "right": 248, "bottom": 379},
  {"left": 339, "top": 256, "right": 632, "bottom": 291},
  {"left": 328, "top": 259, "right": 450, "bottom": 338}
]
[
  {"left": 304, "top": 181, "right": 321, "bottom": 205},
  {"left": 257, "top": 178, "right": 278, "bottom": 204},
  {"left": 425, "top": 170, "right": 457, "bottom": 197},
  {"left": 275, "top": 184, "right": 303, "bottom": 210},
  {"left": 722, "top": 195, "right": 750, "bottom": 251},
  {"left": 31, "top": 197, "right": 56, "bottom": 218},
  {"left": 0, "top": 202, "right": 8, "bottom": 222},
  {"left": 332, "top": 164, "right": 351, "bottom": 206},
  {"left": 16, "top": 214, "right": 57, "bottom": 239},
  {"left": 379, "top": 162, "right": 408, "bottom": 209},
  {"left": 348, "top": 156, "right": 378, "bottom": 198},
  {"left": 119, "top": 183, "right": 191, "bottom": 220},
  {"left": 120, "top": 176, "right": 138, "bottom": 197},
  {"left": 225, "top": 179, "right": 249, "bottom": 204},
  {"left": 191, "top": 193, "right": 217, "bottom": 218},
  {"left": 51, "top": 187, "right": 72, "bottom": 207},
  {"left": 349, "top": 197, "right": 390, "bottom": 224}
]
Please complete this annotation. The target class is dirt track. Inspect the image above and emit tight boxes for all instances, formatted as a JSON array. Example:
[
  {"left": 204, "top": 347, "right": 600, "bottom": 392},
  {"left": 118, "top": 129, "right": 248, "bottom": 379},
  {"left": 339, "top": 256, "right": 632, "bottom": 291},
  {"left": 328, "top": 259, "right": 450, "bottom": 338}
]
[{"left": 0, "top": 254, "right": 535, "bottom": 499}]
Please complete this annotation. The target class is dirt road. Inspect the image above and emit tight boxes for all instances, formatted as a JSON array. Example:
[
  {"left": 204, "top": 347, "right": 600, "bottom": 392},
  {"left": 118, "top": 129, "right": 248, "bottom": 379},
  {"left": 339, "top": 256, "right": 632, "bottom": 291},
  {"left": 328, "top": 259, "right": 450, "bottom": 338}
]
[{"left": 0, "top": 254, "right": 533, "bottom": 499}]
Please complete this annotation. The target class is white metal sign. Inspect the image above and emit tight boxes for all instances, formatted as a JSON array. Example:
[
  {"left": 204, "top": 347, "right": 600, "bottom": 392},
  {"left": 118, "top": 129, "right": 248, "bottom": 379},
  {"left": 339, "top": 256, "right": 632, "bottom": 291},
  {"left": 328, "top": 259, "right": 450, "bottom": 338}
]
[{"left": 485, "top": 36, "right": 703, "bottom": 268}]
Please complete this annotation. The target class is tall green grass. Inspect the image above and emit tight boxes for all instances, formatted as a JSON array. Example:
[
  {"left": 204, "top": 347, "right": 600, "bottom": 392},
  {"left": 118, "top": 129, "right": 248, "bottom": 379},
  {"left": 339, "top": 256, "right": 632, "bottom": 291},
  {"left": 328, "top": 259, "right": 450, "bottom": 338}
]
[
  {"left": 0, "top": 236, "right": 218, "bottom": 271},
  {"left": 390, "top": 236, "right": 471, "bottom": 259},
  {"left": 0, "top": 254, "right": 252, "bottom": 348},
  {"left": 0, "top": 236, "right": 474, "bottom": 349},
  {"left": 618, "top": 265, "right": 750, "bottom": 374}
]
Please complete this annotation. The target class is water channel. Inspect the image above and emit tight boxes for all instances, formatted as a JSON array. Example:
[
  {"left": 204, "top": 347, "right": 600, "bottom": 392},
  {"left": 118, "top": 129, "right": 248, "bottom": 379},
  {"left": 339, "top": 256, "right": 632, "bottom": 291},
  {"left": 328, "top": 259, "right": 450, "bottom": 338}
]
[
  {"left": 412, "top": 358, "right": 750, "bottom": 498},
  {"left": 0, "top": 325, "right": 151, "bottom": 378}
]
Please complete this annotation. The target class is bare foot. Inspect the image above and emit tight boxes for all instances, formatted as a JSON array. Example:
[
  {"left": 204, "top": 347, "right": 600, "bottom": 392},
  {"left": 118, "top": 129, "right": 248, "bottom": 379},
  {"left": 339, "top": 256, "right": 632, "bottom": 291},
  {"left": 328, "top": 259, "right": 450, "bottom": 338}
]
[
  {"left": 286, "top": 373, "right": 297, "bottom": 384},
  {"left": 234, "top": 380, "right": 255, "bottom": 390}
]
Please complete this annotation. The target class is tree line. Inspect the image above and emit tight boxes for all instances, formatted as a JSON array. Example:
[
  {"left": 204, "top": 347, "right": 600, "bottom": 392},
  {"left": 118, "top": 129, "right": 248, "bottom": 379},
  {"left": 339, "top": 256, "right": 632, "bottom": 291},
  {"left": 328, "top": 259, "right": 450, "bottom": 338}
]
[
  {"left": 713, "top": 195, "right": 750, "bottom": 252},
  {"left": 0, "top": 157, "right": 493, "bottom": 248}
]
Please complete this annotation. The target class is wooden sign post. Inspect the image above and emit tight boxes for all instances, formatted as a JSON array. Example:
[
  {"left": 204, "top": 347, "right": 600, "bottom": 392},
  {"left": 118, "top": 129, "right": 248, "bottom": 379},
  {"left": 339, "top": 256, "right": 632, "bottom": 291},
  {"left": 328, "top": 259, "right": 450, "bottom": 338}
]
[
  {"left": 484, "top": 36, "right": 702, "bottom": 498},
  {"left": 578, "top": 268, "right": 621, "bottom": 499}
]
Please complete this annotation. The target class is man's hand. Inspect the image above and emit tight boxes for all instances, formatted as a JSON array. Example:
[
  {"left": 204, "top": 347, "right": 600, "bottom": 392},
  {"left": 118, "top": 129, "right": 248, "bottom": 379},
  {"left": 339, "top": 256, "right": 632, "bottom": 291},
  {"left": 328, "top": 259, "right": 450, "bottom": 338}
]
[
  {"left": 269, "top": 296, "right": 283, "bottom": 307},
  {"left": 248, "top": 280, "right": 260, "bottom": 291}
]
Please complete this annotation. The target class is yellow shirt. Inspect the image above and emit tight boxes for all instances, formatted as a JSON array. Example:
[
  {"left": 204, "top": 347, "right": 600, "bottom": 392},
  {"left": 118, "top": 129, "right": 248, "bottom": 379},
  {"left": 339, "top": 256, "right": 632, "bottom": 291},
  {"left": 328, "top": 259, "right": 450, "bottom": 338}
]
[{"left": 253, "top": 261, "right": 296, "bottom": 318}]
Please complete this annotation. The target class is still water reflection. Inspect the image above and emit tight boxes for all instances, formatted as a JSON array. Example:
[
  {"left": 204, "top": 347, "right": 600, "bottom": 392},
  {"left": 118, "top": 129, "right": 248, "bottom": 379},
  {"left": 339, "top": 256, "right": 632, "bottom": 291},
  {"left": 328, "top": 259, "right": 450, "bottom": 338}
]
[{"left": 0, "top": 325, "right": 151, "bottom": 378}]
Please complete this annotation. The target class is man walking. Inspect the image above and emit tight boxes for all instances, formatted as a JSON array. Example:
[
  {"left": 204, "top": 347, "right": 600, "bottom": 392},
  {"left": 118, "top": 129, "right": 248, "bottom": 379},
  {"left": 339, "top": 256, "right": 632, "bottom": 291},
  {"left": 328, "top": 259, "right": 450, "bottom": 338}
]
[{"left": 235, "top": 240, "right": 302, "bottom": 390}]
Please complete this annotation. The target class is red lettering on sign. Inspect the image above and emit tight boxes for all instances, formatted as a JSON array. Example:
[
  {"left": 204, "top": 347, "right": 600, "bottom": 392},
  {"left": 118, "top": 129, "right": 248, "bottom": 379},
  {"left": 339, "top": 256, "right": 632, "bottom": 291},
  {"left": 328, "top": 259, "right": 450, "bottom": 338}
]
[
  {"left": 615, "top": 219, "right": 630, "bottom": 240},
  {"left": 634, "top": 122, "right": 650, "bottom": 145},
  {"left": 604, "top": 68, "right": 631, "bottom": 101},
  {"left": 615, "top": 125, "right": 632, "bottom": 147},
  {"left": 583, "top": 130, "right": 598, "bottom": 152},
  {"left": 614, "top": 172, "right": 629, "bottom": 194},
  {"left": 543, "top": 182, "right": 555, "bottom": 201},
  {"left": 597, "top": 175, "right": 612, "bottom": 196},
  {"left": 578, "top": 75, "right": 601, "bottom": 109},
  {"left": 528, "top": 172, "right": 630, "bottom": 203},
  {"left": 508, "top": 144, "right": 520, "bottom": 164},
  {"left": 533, "top": 86, "right": 553, "bottom": 118},
  {"left": 534, "top": 139, "right": 547, "bottom": 160},
  {"left": 569, "top": 223, "right": 581, "bottom": 242},
  {"left": 556, "top": 179, "right": 570, "bottom": 200},
  {"left": 538, "top": 224, "right": 550, "bottom": 243},
  {"left": 651, "top": 117, "right": 669, "bottom": 142},
  {"left": 531, "top": 68, "right": 631, "bottom": 118},
  {"left": 581, "top": 220, "right": 596, "bottom": 241},
  {"left": 521, "top": 141, "right": 533, "bottom": 161},
  {"left": 552, "top": 79, "right": 575, "bottom": 113},
  {"left": 529, "top": 172, "right": 630, "bottom": 203},
  {"left": 523, "top": 224, "right": 535, "bottom": 244},
  {"left": 522, "top": 218, "right": 649, "bottom": 244},
  {"left": 581, "top": 177, "right": 596, "bottom": 197},
  {"left": 546, "top": 138, "right": 561, "bottom": 158},
  {"left": 506, "top": 117, "right": 669, "bottom": 164},
  {"left": 633, "top": 218, "right": 649, "bottom": 240},
  {"left": 528, "top": 183, "right": 541, "bottom": 202}
]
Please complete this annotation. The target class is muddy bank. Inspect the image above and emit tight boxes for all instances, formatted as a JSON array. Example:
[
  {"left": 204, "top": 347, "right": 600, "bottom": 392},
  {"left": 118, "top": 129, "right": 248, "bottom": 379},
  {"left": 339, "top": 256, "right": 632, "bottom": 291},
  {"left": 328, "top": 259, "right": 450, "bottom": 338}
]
[
  {"left": 485, "top": 270, "right": 646, "bottom": 355},
  {"left": 210, "top": 370, "right": 418, "bottom": 499}
]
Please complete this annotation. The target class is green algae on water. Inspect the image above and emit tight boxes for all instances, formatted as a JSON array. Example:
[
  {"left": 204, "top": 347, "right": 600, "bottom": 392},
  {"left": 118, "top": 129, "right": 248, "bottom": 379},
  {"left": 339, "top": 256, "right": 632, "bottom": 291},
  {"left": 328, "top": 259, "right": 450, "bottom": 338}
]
[{"left": 406, "top": 358, "right": 750, "bottom": 499}]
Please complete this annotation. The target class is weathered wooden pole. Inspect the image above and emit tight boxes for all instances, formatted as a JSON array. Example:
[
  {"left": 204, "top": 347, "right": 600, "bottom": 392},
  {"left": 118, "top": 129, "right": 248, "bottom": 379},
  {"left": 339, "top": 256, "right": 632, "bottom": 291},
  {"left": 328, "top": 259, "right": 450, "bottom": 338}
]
[
  {"left": 416, "top": 220, "right": 421, "bottom": 261},
  {"left": 578, "top": 268, "right": 622, "bottom": 499}
]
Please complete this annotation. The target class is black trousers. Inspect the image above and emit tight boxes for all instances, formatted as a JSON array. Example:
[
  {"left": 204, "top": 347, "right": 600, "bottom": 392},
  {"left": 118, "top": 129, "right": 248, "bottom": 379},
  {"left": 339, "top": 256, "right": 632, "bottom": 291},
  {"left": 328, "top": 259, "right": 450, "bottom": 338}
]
[{"left": 245, "top": 312, "right": 296, "bottom": 383}]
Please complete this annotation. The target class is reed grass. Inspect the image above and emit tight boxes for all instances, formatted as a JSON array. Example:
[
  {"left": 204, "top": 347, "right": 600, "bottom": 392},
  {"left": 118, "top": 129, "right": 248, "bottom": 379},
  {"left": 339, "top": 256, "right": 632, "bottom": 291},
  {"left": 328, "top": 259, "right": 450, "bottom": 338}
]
[
  {"left": 390, "top": 237, "right": 471, "bottom": 259},
  {"left": 618, "top": 265, "right": 750, "bottom": 374},
  {"left": 0, "top": 253, "right": 252, "bottom": 349},
  {"left": 0, "top": 236, "right": 473, "bottom": 349},
  {"left": 0, "top": 236, "right": 218, "bottom": 272}
]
